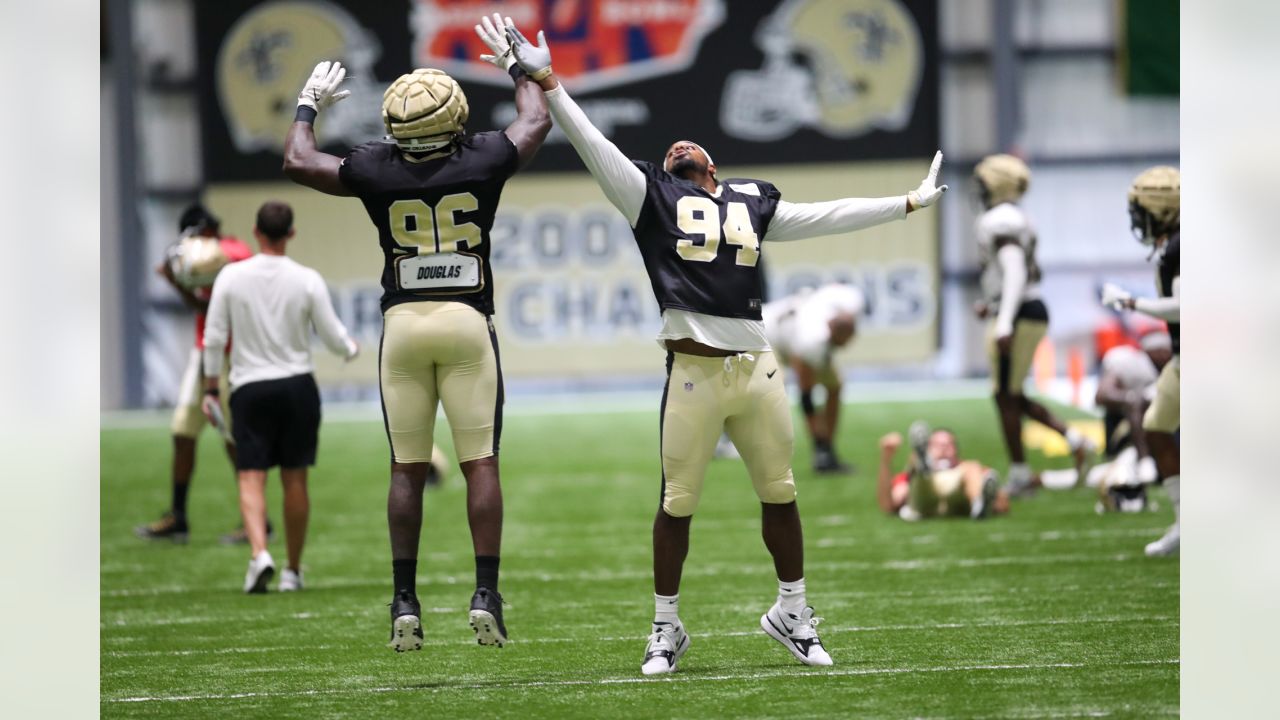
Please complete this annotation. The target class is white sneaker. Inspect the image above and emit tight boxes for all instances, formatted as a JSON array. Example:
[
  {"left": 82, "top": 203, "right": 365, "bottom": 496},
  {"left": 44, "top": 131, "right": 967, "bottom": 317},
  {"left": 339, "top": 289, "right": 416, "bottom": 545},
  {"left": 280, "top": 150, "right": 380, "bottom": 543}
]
[
  {"left": 243, "top": 550, "right": 275, "bottom": 594},
  {"left": 640, "top": 621, "right": 690, "bottom": 675},
  {"left": 1144, "top": 522, "right": 1180, "bottom": 556},
  {"left": 279, "top": 568, "right": 304, "bottom": 592},
  {"left": 761, "top": 603, "right": 833, "bottom": 667}
]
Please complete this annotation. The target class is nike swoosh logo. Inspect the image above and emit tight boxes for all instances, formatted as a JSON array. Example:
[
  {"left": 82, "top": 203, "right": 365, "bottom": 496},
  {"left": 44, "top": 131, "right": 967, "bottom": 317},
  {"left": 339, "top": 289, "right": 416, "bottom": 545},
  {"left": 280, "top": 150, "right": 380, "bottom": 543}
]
[{"left": 767, "top": 370, "right": 777, "bottom": 379}]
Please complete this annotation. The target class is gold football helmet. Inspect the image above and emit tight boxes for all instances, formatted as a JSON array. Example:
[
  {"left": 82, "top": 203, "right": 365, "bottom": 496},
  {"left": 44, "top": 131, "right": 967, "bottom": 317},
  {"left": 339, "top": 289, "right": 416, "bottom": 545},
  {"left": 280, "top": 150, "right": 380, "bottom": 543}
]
[
  {"left": 973, "top": 154, "right": 1031, "bottom": 207},
  {"left": 167, "top": 236, "right": 229, "bottom": 291},
  {"left": 216, "top": 0, "right": 383, "bottom": 153},
  {"left": 382, "top": 69, "right": 470, "bottom": 154},
  {"left": 1128, "top": 166, "right": 1180, "bottom": 245}
]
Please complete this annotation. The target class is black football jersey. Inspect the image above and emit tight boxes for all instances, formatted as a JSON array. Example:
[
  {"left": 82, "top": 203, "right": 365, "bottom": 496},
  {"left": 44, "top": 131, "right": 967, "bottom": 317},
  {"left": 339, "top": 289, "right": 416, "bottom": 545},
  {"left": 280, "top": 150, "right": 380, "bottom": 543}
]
[
  {"left": 1157, "top": 232, "right": 1180, "bottom": 354},
  {"left": 339, "top": 131, "right": 519, "bottom": 314},
  {"left": 630, "top": 161, "right": 781, "bottom": 321}
]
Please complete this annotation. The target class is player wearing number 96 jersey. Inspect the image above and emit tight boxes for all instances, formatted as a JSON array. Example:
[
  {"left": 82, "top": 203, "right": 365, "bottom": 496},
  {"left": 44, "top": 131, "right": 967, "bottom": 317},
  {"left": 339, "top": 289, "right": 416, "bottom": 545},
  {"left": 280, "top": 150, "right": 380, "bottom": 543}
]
[
  {"left": 504, "top": 22, "right": 947, "bottom": 675},
  {"left": 283, "top": 16, "right": 551, "bottom": 654}
]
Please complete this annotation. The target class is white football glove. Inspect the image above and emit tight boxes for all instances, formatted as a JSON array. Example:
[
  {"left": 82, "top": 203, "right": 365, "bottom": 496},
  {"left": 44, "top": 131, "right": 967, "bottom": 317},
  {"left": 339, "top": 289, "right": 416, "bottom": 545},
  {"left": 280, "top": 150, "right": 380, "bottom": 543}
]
[
  {"left": 505, "top": 23, "right": 553, "bottom": 80},
  {"left": 907, "top": 151, "right": 949, "bottom": 209},
  {"left": 475, "top": 13, "right": 516, "bottom": 71},
  {"left": 1100, "top": 283, "right": 1132, "bottom": 311},
  {"left": 297, "top": 60, "right": 350, "bottom": 112}
]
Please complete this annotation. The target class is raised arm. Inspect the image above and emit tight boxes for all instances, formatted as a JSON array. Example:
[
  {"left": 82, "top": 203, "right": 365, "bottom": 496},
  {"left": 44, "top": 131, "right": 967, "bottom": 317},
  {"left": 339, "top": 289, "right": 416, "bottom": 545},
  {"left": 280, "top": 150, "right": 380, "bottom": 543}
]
[
  {"left": 282, "top": 61, "right": 354, "bottom": 197},
  {"left": 764, "top": 151, "right": 948, "bottom": 242},
  {"left": 505, "top": 24, "right": 647, "bottom": 226},
  {"left": 877, "top": 433, "right": 904, "bottom": 515},
  {"left": 475, "top": 14, "right": 551, "bottom": 170}
]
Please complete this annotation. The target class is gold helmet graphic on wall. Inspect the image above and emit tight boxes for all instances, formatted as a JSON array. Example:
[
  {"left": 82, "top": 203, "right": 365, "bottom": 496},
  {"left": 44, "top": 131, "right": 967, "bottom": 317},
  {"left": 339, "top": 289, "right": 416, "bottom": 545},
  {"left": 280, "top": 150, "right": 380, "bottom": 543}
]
[
  {"left": 217, "top": 0, "right": 384, "bottom": 153},
  {"left": 721, "top": 0, "right": 923, "bottom": 142}
]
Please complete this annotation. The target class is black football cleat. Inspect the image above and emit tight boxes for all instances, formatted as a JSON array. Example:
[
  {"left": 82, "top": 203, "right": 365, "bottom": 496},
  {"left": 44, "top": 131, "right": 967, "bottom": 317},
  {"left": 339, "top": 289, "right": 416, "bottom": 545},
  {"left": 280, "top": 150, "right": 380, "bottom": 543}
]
[
  {"left": 134, "top": 512, "right": 189, "bottom": 543},
  {"left": 812, "top": 449, "right": 854, "bottom": 475},
  {"left": 469, "top": 587, "right": 508, "bottom": 647},
  {"left": 388, "top": 590, "right": 424, "bottom": 653}
]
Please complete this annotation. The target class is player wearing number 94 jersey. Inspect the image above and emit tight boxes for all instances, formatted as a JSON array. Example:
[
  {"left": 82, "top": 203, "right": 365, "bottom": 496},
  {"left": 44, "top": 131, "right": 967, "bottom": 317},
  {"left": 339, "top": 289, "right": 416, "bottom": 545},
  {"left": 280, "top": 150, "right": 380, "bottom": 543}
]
[
  {"left": 504, "top": 22, "right": 948, "bottom": 676},
  {"left": 283, "top": 16, "right": 551, "bottom": 654}
]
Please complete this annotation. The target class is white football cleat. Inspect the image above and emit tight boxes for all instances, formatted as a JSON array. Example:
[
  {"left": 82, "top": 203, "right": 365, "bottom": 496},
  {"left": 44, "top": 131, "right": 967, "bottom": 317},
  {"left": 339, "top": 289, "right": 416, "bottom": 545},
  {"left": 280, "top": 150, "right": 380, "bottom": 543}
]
[
  {"left": 1144, "top": 522, "right": 1180, "bottom": 557},
  {"left": 761, "top": 603, "right": 833, "bottom": 667},
  {"left": 243, "top": 550, "right": 275, "bottom": 594},
  {"left": 278, "top": 568, "right": 304, "bottom": 592},
  {"left": 640, "top": 621, "right": 690, "bottom": 675}
]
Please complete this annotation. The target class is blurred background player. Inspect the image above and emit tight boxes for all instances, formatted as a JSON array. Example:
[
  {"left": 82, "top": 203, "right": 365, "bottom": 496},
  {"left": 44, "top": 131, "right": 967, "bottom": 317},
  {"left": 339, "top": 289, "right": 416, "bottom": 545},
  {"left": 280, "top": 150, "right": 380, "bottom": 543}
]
[
  {"left": 877, "top": 423, "right": 1007, "bottom": 521},
  {"left": 1102, "top": 166, "right": 1181, "bottom": 556},
  {"left": 507, "top": 23, "right": 945, "bottom": 674},
  {"left": 282, "top": 14, "right": 551, "bottom": 650},
  {"left": 135, "top": 204, "right": 257, "bottom": 543},
  {"left": 1088, "top": 330, "right": 1172, "bottom": 512},
  {"left": 763, "top": 283, "right": 865, "bottom": 474},
  {"left": 971, "top": 154, "right": 1094, "bottom": 496},
  {"left": 202, "top": 201, "right": 358, "bottom": 593}
]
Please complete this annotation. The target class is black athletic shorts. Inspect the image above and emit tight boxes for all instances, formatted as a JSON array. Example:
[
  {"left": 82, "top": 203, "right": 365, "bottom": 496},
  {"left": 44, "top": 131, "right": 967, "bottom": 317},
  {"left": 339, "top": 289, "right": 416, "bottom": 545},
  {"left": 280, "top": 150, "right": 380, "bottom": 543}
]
[{"left": 229, "top": 374, "right": 321, "bottom": 470}]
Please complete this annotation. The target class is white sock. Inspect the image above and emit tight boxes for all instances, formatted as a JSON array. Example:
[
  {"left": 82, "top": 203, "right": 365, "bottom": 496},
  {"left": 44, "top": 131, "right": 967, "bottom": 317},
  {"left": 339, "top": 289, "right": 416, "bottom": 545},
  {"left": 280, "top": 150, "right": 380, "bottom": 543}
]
[
  {"left": 654, "top": 593, "right": 679, "bottom": 626},
  {"left": 1165, "top": 475, "right": 1180, "bottom": 522},
  {"left": 1008, "top": 462, "right": 1031, "bottom": 484},
  {"left": 1065, "top": 427, "right": 1084, "bottom": 451},
  {"left": 778, "top": 578, "right": 806, "bottom": 615}
]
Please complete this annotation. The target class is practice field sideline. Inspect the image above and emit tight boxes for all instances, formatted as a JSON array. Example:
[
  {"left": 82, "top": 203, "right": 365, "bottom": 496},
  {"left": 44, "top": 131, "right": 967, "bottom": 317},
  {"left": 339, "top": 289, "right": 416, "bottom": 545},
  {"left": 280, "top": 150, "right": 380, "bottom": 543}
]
[{"left": 101, "top": 395, "right": 1178, "bottom": 718}]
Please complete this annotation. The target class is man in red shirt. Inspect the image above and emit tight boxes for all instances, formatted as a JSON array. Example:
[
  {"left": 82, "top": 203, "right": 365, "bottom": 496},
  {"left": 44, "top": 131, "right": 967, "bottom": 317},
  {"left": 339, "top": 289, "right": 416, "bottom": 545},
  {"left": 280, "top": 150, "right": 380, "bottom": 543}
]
[
  {"left": 136, "top": 205, "right": 256, "bottom": 543},
  {"left": 877, "top": 422, "right": 1010, "bottom": 521}
]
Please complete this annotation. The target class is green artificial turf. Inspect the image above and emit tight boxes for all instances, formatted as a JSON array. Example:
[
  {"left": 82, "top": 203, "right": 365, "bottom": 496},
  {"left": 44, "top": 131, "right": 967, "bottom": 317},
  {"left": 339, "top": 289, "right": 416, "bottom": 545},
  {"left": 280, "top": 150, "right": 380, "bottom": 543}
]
[{"left": 101, "top": 395, "right": 1178, "bottom": 718}]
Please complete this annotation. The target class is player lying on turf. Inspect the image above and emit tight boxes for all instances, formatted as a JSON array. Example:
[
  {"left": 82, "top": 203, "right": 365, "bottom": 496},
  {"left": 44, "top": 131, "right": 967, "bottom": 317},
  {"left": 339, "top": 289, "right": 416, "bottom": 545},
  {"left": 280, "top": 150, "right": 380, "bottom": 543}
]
[
  {"left": 1101, "top": 166, "right": 1180, "bottom": 556},
  {"left": 504, "top": 22, "right": 946, "bottom": 674},
  {"left": 763, "top": 283, "right": 865, "bottom": 474},
  {"left": 971, "top": 155, "right": 1095, "bottom": 496},
  {"left": 878, "top": 423, "right": 1008, "bottom": 521},
  {"left": 1088, "top": 331, "right": 1173, "bottom": 513},
  {"left": 282, "top": 14, "right": 551, "bottom": 650}
]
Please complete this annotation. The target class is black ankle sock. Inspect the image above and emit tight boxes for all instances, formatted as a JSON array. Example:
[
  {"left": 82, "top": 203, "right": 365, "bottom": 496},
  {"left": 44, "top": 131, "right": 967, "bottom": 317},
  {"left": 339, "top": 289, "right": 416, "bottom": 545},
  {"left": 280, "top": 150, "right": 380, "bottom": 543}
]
[
  {"left": 814, "top": 438, "right": 832, "bottom": 454},
  {"left": 171, "top": 483, "right": 190, "bottom": 521},
  {"left": 476, "top": 555, "right": 500, "bottom": 591},
  {"left": 392, "top": 559, "right": 417, "bottom": 595}
]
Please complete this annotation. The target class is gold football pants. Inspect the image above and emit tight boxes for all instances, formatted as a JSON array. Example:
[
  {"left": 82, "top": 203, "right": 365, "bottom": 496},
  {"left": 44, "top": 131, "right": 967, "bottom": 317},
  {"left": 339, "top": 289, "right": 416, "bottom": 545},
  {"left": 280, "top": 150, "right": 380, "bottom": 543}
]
[
  {"left": 1143, "top": 355, "right": 1180, "bottom": 433},
  {"left": 659, "top": 351, "right": 796, "bottom": 517},
  {"left": 379, "top": 302, "right": 502, "bottom": 464}
]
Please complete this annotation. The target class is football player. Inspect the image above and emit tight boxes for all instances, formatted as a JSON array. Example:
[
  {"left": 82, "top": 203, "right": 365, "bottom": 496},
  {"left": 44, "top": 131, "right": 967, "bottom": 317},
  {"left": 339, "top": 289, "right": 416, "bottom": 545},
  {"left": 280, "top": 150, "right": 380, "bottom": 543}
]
[
  {"left": 877, "top": 423, "right": 1007, "bottom": 521},
  {"left": 763, "top": 283, "right": 866, "bottom": 474},
  {"left": 971, "top": 154, "right": 1094, "bottom": 496},
  {"left": 506, "top": 26, "right": 946, "bottom": 674},
  {"left": 135, "top": 205, "right": 255, "bottom": 544},
  {"left": 1101, "top": 166, "right": 1180, "bottom": 556},
  {"left": 281, "top": 14, "right": 551, "bottom": 650}
]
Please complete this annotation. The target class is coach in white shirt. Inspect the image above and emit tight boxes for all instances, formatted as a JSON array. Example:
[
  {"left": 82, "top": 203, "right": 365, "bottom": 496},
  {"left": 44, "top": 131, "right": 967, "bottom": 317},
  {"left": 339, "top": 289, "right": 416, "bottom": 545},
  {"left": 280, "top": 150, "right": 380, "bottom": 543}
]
[{"left": 202, "top": 201, "right": 359, "bottom": 594}]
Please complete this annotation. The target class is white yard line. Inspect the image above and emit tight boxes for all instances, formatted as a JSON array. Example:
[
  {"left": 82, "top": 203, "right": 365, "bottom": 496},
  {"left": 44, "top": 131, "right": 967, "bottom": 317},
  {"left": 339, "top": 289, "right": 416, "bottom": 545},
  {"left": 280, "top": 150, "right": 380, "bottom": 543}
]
[
  {"left": 103, "top": 615, "right": 1175, "bottom": 656},
  {"left": 101, "top": 551, "right": 1160, "bottom": 599},
  {"left": 106, "top": 657, "right": 1178, "bottom": 704}
]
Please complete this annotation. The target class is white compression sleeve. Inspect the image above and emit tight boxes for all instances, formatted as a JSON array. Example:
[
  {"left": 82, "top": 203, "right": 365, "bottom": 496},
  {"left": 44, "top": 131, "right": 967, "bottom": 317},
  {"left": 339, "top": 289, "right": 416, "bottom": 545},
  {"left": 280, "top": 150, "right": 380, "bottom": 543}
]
[
  {"left": 764, "top": 197, "right": 907, "bottom": 243},
  {"left": 994, "top": 244, "right": 1027, "bottom": 338},
  {"left": 1134, "top": 277, "right": 1180, "bottom": 321},
  {"left": 544, "top": 85, "right": 647, "bottom": 227}
]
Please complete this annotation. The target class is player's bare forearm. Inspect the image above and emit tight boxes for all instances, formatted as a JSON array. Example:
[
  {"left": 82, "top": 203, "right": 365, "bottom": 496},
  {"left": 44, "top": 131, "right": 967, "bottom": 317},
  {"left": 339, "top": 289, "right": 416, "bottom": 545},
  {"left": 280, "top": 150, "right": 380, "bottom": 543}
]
[
  {"left": 505, "top": 74, "right": 552, "bottom": 169},
  {"left": 283, "top": 121, "right": 353, "bottom": 197},
  {"left": 876, "top": 451, "right": 898, "bottom": 514}
]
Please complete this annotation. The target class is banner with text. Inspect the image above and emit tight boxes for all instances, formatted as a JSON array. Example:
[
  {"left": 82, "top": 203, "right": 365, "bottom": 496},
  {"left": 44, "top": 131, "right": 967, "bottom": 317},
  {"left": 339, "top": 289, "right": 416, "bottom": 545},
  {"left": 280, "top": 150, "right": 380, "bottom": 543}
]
[{"left": 197, "top": 0, "right": 939, "bottom": 180}]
